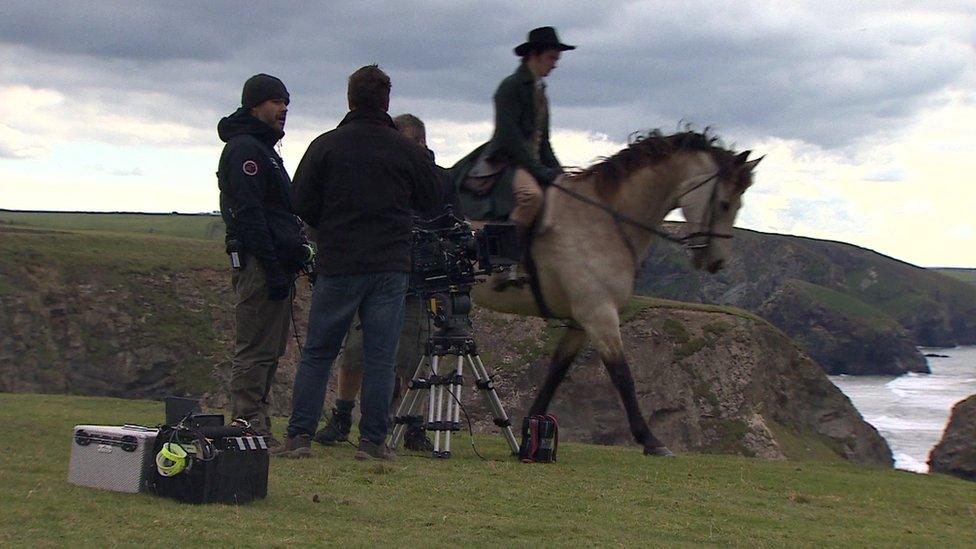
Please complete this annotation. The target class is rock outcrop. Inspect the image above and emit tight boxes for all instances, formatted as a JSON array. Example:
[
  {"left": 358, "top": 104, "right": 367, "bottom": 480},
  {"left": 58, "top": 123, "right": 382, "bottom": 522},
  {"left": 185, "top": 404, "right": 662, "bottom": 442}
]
[
  {"left": 636, "top": 225, "right": 976, "bottom": 375},
  {"left": 456, "top": 303, "right": 892, "bottom": 465},
  {"left": 928, "top": 395, "right": 976, "bottom": 481}
]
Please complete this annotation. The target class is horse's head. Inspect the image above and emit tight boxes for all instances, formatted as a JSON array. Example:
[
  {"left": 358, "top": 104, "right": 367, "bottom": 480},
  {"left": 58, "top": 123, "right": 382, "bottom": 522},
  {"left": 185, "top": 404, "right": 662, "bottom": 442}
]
[{"left": 677, "top": 150, "right": 760, "bottom": 273}]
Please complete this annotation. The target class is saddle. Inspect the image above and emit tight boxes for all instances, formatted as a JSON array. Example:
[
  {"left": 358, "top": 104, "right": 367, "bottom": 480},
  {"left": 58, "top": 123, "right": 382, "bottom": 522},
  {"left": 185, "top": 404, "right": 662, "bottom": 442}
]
[{"left": 462, "top": 150, "right": 509, "bottom": 196}]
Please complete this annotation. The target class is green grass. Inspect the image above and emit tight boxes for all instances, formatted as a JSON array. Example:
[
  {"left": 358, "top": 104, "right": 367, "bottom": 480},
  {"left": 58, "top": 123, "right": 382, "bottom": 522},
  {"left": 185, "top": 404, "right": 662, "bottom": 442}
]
[
  {"left": 789, "top": 279, "right": 890, "bottom": 322},
  {"left": 0, "top": 211, "right": 223, "bottom": 241},
  {"left": 0, "top": 227, "right": 224, "bottom": 273},
  {"left": 620, "top": 295, "right": 766, "bottom": 324},
  {"left": 933, "top": 268, "right": 976, "bottom": 286},
  {"left": 3, "top": 393, "right": 974, "bottom": 547}
]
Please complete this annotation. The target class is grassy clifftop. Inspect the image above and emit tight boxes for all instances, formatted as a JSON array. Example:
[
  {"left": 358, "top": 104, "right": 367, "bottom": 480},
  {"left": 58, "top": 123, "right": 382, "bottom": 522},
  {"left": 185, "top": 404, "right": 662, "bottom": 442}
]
[
  {"left": 0, "top": 214, "right": 229, "bottom": 396},
  {"left": 2, "top": 393, "right": 974, "bottom": 546}
]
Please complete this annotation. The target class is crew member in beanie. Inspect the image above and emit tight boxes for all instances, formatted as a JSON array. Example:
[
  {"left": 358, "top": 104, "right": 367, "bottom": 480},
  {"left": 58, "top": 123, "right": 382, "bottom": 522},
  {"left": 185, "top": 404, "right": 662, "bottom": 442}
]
[{"left": 217, "top": 73, "right": 312, "bottom": 448}]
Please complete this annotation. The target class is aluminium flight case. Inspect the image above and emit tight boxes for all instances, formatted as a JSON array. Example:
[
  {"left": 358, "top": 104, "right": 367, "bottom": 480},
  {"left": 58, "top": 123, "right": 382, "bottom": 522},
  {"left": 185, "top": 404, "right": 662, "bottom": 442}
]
[{"left": 68, "top": 424, "right": 159, "bottom": 493}]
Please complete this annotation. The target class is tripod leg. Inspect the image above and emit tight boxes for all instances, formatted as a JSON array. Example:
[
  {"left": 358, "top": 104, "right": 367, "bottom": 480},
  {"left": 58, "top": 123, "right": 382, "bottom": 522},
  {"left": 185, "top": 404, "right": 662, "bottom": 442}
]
[
  {"left": 442, "top": 354, "right": 464, "bottom": 458},
  {"left": 430, "top": 354, "right": 444, "bottom": 457},
  {"left": 389, "top": 354, "right": 428, "bottom": 450},
  {"left": 467, "top": 353, "right": 520, "bottom": 454}
]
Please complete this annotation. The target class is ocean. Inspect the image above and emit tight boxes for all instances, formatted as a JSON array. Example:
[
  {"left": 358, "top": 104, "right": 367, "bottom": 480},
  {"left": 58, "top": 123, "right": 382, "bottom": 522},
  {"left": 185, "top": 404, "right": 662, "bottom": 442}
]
[{"left": 829, "top": 346, "right": 976, "bottom": 473}]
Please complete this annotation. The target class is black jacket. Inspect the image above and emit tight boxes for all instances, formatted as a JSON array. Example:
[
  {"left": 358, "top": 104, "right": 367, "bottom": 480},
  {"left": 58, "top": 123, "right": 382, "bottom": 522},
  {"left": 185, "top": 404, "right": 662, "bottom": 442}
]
[
  {"left": 415, "top": 149, "right": 460, "bottom": 222},
  {"left": 484, "top": 62, "right": 562, "bottom": 185},
  {"left": 217, "top": 108, "right": 305, "bottom": 283},
  {"left": 291, "top": 108, "right": 442, "bottom": 275}
]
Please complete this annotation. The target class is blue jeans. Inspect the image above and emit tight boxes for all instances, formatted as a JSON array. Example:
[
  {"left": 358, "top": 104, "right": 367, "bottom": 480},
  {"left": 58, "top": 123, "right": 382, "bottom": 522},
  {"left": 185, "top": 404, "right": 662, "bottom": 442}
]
[{"left": 286, "top": 271, "right": 409, "bottom": 444}]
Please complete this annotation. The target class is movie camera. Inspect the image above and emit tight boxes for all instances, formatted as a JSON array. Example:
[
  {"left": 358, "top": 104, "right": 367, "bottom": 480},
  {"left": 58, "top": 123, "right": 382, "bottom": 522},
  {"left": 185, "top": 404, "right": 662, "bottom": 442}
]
[
  {"left": 409, "top": 208, "right": 520, "bottom": 296},
  {"left": 393, "top": 208, "right": 524, "bottom": 458}
]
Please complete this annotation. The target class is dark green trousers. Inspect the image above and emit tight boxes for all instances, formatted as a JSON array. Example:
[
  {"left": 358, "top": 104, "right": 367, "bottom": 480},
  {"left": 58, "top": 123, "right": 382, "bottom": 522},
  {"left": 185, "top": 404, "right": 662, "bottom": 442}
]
[{"left": 229, "top": 256, "right": 293, "bottom": 435}]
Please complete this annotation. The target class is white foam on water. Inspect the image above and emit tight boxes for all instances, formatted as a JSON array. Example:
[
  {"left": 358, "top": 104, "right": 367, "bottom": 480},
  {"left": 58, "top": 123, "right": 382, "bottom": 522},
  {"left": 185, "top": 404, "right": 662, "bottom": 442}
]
[
  {"left": 830, "top": 346, "right": 976, "bottom": 474},
  {"left": 894, "top": 452, "right": 928, "bottom": 474}
]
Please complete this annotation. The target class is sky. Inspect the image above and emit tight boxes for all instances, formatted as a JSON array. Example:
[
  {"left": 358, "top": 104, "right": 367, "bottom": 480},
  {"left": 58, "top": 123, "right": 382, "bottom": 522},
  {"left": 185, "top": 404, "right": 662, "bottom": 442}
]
[{"left": 1, "top": 1, "right": 974, "bottom": 267}]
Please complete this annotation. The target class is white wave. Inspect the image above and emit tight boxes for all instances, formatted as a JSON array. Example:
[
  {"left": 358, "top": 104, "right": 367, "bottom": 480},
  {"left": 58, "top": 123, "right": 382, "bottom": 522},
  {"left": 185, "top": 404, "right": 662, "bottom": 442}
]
[{"left": 894, "top": 452, "right": 929, "bottom": 474}]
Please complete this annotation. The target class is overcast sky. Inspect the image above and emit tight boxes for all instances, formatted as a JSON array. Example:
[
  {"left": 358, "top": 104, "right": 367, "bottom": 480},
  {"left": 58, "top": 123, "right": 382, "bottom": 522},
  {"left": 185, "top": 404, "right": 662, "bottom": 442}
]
[{"left": 1, "top": 1, "right": 974, "bottom": 267}]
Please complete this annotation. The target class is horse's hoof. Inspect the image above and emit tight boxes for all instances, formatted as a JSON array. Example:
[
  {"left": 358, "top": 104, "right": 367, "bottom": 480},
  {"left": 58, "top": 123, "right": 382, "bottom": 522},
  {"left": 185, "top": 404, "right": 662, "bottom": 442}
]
[{"left": 644, "top": 445, "right": 675, "bottom": 457}]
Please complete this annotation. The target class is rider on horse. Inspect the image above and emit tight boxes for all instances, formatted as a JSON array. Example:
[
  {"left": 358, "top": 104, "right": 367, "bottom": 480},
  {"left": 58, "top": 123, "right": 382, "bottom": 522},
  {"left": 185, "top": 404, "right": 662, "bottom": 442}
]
[{"left": 452, "top": 27, "right": 575, "bottom": 287}]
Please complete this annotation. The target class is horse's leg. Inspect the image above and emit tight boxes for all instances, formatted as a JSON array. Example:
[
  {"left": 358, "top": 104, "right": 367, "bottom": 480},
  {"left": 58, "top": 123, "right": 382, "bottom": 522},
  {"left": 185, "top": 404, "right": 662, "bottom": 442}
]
[
  {"left": 581, "top": 307, "right": 674, "bottom": 457},
  {"left": 528, "top": 327, "right": 588, "bottom": 416}
]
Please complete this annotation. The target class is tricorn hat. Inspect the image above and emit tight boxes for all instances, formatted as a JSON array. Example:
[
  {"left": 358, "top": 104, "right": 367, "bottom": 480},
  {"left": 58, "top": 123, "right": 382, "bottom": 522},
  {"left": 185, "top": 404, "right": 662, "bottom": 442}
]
[{"left": 514, "top": 26, "right": 576, "bottom": 57}]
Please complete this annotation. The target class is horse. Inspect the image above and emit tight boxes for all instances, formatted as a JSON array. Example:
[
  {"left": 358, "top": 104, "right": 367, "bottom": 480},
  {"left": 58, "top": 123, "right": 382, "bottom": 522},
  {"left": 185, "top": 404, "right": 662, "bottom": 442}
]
[{"left": 470, "top": 129, "right": 761, "bottom": 456}]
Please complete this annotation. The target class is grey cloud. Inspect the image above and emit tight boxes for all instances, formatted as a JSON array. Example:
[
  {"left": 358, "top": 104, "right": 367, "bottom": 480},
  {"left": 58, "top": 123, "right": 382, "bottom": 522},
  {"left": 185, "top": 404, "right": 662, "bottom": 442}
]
[{"left": 1, "top": 1, "right": 974, "bottom": 153}]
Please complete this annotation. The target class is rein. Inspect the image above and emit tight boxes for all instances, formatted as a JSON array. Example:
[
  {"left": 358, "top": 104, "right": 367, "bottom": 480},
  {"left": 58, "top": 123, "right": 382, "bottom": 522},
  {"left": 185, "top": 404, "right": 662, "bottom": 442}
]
[{"left": 547, "top": 172, "right": 732, "bottom": 265}]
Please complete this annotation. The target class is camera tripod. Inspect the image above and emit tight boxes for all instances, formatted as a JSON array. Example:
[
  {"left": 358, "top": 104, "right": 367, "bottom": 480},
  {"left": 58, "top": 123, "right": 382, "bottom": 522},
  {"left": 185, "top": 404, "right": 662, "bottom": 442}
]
[{"left": 388, "top": 291, "right": 520, "bottom": 458}]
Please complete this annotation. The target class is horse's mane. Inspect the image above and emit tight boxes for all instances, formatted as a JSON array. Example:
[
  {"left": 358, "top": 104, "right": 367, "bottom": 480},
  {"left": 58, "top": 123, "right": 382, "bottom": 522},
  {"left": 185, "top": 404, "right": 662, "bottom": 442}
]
[{"left": 567, "top": 128, "right": 740, "bottom": 200}]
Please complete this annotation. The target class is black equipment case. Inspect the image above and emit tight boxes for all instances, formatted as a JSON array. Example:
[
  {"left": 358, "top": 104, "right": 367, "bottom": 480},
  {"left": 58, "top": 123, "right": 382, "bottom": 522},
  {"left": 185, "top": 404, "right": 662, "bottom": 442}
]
[{"left": 148, "top": 425, "right": 269, "bottom": 505}]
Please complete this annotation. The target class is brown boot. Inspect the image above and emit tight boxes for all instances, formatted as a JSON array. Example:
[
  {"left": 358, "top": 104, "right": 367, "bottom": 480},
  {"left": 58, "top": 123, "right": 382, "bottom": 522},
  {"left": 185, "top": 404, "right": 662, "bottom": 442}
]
[
  {"left": 353, "top": 438, "right": 396, "bottom": 461},
  {"left": 270, "top": 433, "right": 311, "bottom": 458}
]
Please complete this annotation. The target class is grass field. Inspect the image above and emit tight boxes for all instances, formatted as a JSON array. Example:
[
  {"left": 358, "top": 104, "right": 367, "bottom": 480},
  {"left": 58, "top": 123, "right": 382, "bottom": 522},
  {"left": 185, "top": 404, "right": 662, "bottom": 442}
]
[
  {"left": 2, "top": 393, "right": 975, "bottom": 547},
  {"left": 0, "top": 210, "right": 223, "bottom": 241},
  {"left": 936, "top": 268, "right": 976, "bottom": 286}
]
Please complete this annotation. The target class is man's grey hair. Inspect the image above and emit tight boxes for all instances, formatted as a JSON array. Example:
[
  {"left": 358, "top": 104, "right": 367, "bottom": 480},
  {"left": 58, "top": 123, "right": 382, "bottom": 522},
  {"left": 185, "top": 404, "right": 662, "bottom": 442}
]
[{"left": 393, "top": 113, "right": 425, "bottom": 137}]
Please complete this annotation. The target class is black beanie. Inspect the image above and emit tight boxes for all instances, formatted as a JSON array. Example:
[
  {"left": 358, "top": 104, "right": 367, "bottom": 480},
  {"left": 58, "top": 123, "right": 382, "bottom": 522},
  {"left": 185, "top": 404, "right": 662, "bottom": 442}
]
[{"left": 241, "top": 74, "right": 290, "bottom": 108}]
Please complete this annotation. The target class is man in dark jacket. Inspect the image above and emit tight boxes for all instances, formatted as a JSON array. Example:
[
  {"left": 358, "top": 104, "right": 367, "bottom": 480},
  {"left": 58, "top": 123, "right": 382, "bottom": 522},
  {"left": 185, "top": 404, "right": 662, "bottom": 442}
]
[
  {"left": 312, "top": 113, "right": 457, "bottom": 451},
  {"left": 278, "top": 66, "right": 442, "bottom": 460},
  {"left": 217, "top": 73, "right": 311, "bottom": 448}
]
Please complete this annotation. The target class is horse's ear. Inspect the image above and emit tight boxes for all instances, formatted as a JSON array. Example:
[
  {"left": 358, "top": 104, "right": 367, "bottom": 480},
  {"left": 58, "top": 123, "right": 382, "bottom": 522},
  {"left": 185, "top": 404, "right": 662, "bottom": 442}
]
[
  {"left": 742, "top": 155, "right": 764, "bottom": 171},
  {"left": 735, "top": 151, "right": 751, "bottom": 164}
]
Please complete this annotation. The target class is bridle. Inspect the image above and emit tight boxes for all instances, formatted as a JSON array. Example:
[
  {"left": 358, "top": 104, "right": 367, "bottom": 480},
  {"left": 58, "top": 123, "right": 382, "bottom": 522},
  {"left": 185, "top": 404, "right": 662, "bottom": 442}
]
[{"left": 547, "top": 170, "right": 733, "bottom": 266}]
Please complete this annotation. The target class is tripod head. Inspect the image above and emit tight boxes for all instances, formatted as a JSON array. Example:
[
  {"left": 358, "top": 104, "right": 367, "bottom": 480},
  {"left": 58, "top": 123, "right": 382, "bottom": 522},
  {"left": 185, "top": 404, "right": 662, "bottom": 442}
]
[
  {"left": 421, "top": 286, "right": 473, "bottom": 337},
  {"left": 417, "top": 286, "right": 479, "bottom": 357}
]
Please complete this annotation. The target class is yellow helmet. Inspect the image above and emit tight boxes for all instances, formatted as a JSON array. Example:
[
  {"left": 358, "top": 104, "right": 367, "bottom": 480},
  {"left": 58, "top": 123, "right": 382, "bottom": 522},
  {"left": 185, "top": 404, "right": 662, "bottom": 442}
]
[{"left": 155, "top": 442, "right": 190, "bottom": 477}]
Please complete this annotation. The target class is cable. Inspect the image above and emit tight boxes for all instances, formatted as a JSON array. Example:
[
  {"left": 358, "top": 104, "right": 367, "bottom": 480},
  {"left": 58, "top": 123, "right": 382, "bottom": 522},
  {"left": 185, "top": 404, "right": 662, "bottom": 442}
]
[
  {"left": 445, "top": 386, "right": 509, "bottom": 462},
  {"left": 290, "top": 298, "right": 304, "bottom": 360}
]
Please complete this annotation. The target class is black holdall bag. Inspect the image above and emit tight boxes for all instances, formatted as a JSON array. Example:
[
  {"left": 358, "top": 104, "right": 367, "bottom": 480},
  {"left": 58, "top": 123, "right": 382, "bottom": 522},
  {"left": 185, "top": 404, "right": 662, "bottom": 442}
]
[
  {"left": 518, "top": 414, "right": 559, "bottom": 463},
  {"left": 148, "top": 424, "right": 269, "bottom": 505}
]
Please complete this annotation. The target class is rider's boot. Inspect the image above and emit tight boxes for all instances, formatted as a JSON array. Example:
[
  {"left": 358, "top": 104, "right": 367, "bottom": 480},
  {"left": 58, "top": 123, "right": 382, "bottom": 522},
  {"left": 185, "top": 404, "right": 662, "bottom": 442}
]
[{"left": 493, "top": 222, "right": 531, "bottom": 291}]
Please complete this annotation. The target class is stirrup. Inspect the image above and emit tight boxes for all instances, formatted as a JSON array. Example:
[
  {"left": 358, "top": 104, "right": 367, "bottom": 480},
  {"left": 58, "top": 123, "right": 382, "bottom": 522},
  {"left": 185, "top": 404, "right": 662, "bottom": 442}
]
[{"left": 492, "top": 266, "right": 528, "bottom": 291}]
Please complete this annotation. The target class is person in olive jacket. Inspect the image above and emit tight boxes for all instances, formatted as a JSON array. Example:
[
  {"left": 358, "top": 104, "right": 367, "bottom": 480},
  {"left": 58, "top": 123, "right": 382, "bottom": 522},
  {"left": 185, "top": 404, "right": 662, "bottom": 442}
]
[
  {"left": 216, "top": 74, "right": 312, "bottom": 447},
  {"left": 453, "top": 27, "right": 575, "bottom": 247}
]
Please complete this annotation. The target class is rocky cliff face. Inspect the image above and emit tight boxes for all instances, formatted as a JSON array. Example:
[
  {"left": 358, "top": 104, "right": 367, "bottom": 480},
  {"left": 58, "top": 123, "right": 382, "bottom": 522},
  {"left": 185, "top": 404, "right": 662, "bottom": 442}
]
[
  {"left": 636, "top": 225, "right": 976, "bottom": 375},
  {"left": 0, "top": 242, "right": 233, "bottom": 398},
  {"left": 0, "top": 219, "right": 894, "bottom": 465},
  {"left": 0, "top": 259, "right": 890, "bottom": 465},
  {"left": 928, "top": 395, "right": 976, "bottom": 481},
  {"left": 441, "top": 304, "right": 892, "bottom": 465}
]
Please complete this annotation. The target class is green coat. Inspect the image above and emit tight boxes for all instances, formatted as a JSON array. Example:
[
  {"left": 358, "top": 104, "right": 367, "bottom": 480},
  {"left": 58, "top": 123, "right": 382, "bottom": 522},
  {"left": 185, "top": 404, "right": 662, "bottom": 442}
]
[{"left": 452, "top": 63, "right": 563, "bottom": 220}]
